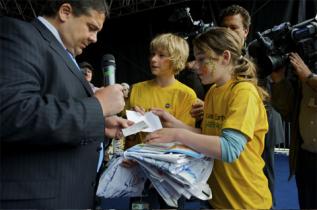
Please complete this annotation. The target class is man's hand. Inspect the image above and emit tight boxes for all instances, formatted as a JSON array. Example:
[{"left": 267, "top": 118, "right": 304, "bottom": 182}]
[
  {"left": 94, "top": 84, "right": 125, "bottom": 117},
  {"left": 105, "top": 116, "right": 133, "bottom": 139},
  {"left": 289, "top": 52, "right": 312, "bottom": 81},
  {"left": 190, "top": 99, "right": 204, "bottom": 121}
]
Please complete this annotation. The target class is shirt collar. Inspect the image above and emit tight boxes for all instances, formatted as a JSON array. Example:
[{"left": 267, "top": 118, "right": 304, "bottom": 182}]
[
  {"left": 37, "top": 16, "right": 79, "bottom": 69},
  {"left": 37, "top": 16, "right": 66, "bottom": 49}
]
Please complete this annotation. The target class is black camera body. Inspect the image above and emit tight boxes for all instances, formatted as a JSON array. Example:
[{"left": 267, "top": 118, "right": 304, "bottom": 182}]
[
  {"left": 168, "top": 7, "right": 213, "bottom": 40},
  {"left": 248, "top": 14, "right": 317, "bottom": 78}
]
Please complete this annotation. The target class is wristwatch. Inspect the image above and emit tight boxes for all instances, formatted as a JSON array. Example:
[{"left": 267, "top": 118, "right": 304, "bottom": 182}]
[{"left": 306, "top": 73, "right": 316, "bottom": 83}]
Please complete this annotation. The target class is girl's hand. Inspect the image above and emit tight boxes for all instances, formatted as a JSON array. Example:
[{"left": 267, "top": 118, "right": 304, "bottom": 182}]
[
  {"left": 145, "top": 128, "right": 181, "bottom": 144},
  {"left": 150, "top": 108, "right": 180, "bottom": 128}
]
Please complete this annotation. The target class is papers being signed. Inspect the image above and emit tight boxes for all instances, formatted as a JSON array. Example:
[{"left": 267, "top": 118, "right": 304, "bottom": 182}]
[
  {"left": 121, "top": 121, "right": 148, "bottom": 137},
  {"left": 122, "top": 110, "right": 162, "bottom": 137}
]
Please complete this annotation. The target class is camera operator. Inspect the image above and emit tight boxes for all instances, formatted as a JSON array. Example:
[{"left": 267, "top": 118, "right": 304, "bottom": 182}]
[
  {"left": 218, "top": 5, "right": 250, "bottom": 53},
  {"left": 271, "top": 52, "right": 317, "bottom": 209}
]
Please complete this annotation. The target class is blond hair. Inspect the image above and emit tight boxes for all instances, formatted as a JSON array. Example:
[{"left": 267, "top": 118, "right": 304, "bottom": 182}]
[
  {"left": 150, "top": 33, "right": 189, "bottom": 74},
  {"left": 193, "top": 27, "right": 269, "bottom": 100}
]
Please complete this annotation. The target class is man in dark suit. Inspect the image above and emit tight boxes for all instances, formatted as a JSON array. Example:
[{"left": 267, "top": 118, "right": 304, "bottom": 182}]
[{"left": 0, "top": 0, "right": 130, "bottom": 208}]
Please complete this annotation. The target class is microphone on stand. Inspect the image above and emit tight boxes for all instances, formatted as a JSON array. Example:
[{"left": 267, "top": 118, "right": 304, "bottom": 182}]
[{"left": 102, "top": 54, "right": 116, "bottom": 86}]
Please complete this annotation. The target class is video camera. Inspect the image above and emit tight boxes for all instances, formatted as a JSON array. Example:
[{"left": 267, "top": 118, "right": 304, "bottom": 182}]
[
  {"left": 168, "top": 7, "right": 213, "bottom": 40},
  {"left": 248, "top": 14, "right": 317, "bottom": 78}
]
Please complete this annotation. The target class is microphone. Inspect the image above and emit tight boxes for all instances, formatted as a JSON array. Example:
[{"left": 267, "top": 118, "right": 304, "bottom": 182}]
[{"left": 102, "top": 54, "right": 116, "bottom": 86}]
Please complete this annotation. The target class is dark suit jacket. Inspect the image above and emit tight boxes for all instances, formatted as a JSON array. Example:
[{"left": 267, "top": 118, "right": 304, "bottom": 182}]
[{"left": 0, "top": 17, "right": 106, "bottom": 208}]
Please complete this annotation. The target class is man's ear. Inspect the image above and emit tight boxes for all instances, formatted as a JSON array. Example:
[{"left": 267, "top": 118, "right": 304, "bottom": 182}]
[
  {"left": 58, "top": 3, "right": 72, "bottom": 22},
  {"left": 244, "top": 27, "right": 249, "bottom": 40},
  {"left": 222, "top": 50, "right": 231, "bottom": 65}
]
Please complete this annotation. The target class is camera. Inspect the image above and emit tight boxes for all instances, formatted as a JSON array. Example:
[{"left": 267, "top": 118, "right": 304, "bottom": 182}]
[
  {"left": 248, "top": 14, "right": 317, "bottom": 78},
  {"left": 168, "top": 7, "right": 213, "bottom": 40}
]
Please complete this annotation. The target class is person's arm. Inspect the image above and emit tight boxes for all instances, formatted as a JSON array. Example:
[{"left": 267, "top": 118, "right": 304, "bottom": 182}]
[
  {"left": 289, "top": 52, "right": 317, "bottom": 91},
  {"left": 145, "top": 127, "right": 222, "bottom": 159},
  {"left": 305, "top": 73, "right": 317, "bottom": 90},
  {"left": 145, "top": 127, "right": 247, "bottom": 161},
  {"left": 219, "top": 129, "right": 247, "bottom": 162},
  {"left": 151, "top": 108, "right": 201, "bottom": 133},
  {"left": 176, "top": 128, "right": 247, "bottom": 161}
]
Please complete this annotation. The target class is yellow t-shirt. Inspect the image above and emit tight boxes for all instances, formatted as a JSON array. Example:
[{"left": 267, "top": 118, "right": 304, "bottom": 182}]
[
  {"left": 202, "top": 79, "right": 272, "bottom": 209},
  {"left": 126, "top": 79, "right": 196, "bottom": 147}
]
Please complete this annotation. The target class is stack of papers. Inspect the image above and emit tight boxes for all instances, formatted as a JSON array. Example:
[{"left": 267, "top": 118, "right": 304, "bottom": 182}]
[{"left": 96, "top": 143, "right": 213, "bottom": 207}]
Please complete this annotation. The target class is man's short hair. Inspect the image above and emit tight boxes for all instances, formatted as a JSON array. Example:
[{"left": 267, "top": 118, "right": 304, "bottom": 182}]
[
  {"left": 219, "top": 5, "right": 251, "bottom": 30},
  {"left": 40, "top": 0, "right": 109, "bottom": 17}
]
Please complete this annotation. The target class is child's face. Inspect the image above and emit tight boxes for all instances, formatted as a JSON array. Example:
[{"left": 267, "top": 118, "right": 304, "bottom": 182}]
[
  {"left": 149, "top": 48, "right": 173, "bottom": 77},
  {"left": 193, "top": 48, "right": 219, "bottom": 85},
  {"left": 194, "top": 47, "right": 232, "bottom": 86}
]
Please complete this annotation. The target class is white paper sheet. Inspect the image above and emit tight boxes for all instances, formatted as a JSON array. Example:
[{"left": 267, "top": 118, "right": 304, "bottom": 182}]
[
  {"left": 122, "top": 121, "right": 148, "bottom": 137},
  {"left": 126, "top": 110, "right": 162, "bottom": 132}
]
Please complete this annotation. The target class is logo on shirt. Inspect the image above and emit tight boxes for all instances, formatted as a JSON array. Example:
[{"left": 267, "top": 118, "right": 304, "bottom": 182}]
[{"left": 205, "top": 114, "right": 225, "bottom": 129}]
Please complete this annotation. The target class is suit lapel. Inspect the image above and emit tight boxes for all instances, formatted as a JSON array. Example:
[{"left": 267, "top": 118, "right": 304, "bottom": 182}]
[
  {"left": 50, "top": 43, "right": 94, "bottom": 96},
  {"left": 31, "top": 19, "right": 94, "bottom": 96}
]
